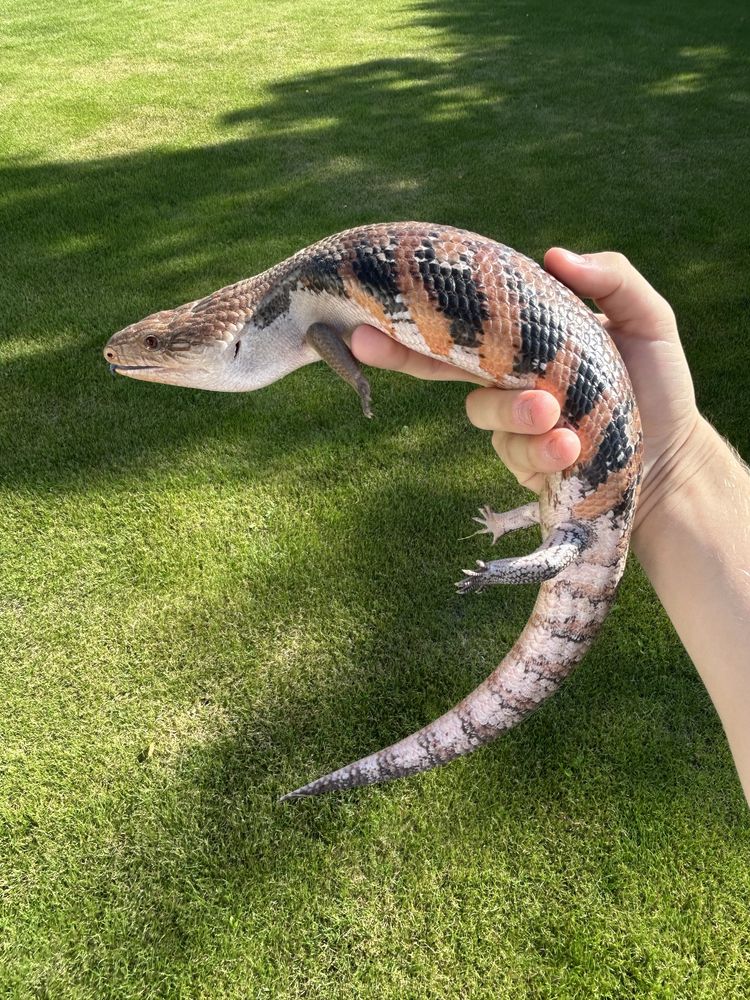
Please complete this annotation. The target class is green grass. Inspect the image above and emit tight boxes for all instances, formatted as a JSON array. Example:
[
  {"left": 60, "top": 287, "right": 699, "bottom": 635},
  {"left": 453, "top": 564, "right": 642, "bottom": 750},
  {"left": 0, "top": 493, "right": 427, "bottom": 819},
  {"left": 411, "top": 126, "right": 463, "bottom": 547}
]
[{"left": 1, "top": 0, "right": 749, "bottom": 996}]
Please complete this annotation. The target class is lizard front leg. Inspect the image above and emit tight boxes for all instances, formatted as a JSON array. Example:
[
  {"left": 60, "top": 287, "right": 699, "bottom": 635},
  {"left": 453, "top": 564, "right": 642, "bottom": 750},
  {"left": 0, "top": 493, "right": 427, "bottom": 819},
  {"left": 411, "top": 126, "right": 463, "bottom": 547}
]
[
  {"left": 472, "top": 502, "right": 540, "bottom": 544},
  {"left": 304, "top": 322, "right": 373, "bottom": 418}
]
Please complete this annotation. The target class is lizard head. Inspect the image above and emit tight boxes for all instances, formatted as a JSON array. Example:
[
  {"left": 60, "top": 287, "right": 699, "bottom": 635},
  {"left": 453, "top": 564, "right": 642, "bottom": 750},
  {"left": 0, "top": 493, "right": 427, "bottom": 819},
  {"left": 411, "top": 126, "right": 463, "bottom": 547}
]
[
  {"left": 104, "top": 280, "right": 321, "bottom": 393},
  {"left": 104, "top": 297, "right": 246, "bottom": 391}
]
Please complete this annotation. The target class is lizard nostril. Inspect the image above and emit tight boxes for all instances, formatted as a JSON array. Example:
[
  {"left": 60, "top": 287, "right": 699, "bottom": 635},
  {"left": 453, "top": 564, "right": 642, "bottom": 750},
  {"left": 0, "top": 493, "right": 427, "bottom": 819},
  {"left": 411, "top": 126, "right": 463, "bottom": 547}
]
[{"left": 105, "top": 349, "right": 115, "bottom": 361}]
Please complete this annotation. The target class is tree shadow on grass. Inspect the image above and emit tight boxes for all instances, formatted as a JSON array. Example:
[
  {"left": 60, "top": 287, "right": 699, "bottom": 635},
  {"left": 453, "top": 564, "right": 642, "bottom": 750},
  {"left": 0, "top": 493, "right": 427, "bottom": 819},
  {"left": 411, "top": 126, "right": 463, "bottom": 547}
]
[
  {"left": 3, "top": 0, "right": 750, "bottom": 989},
  {"left": 1, "top": 0, "right": 748, "bottom": 494}
]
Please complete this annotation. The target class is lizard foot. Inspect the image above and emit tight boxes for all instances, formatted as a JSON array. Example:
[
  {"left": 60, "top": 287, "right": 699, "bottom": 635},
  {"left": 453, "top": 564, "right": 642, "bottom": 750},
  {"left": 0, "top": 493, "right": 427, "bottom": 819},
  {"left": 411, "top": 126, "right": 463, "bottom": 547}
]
[
  {"left": 456, "top": 560, "right": 493, "bottom": 594},
  {"left": 471, "top": 502, "right": 540, "bottom": 544},
  {"left": 456, "top": 520, "right": 592, "bottom": 593}
]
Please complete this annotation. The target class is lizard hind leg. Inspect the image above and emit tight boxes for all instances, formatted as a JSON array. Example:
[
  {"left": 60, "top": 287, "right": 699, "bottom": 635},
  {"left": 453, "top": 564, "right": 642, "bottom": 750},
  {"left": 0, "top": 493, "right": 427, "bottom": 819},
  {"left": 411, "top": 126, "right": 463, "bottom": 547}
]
[
  {"left": 456, "top": 519, "right": 592, "bottom": 594},
  {"left": 473, "top": 501, "right": 540, "bottom": 544}
]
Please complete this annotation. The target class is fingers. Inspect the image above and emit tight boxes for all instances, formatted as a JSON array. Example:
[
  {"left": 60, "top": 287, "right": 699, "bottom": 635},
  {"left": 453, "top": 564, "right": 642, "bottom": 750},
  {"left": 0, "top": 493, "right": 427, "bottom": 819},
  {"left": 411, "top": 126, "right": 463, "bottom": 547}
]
[
  {"left": 352, "top": 326, "right": 582, "bottom": 496},
  {"left": 351, "top": 325, "right": 487, "bottom": 384},
  {"left": 544, "top": 247, "right": 678, "bottom": 342},
  {"left": 492, "top": 427, "right": 581, "bottom": 489},
  {"left": 466, "top": 386, "right": 560, "bottom": 433},
  {"left": 466, "top": 386, "right": 581, "bottom": 493}
]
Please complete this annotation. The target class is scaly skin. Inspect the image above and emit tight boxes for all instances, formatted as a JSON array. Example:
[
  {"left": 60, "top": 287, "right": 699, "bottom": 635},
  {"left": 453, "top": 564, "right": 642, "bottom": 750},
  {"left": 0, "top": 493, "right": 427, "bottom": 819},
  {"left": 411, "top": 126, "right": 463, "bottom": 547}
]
[{"left": 104, "top": 223, "right": 643, "bottom": 800}]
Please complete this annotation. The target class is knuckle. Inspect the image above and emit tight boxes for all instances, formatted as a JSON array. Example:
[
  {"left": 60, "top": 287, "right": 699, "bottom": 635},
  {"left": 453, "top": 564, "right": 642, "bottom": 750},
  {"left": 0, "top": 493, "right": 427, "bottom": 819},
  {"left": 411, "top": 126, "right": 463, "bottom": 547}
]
[
  {"left": 598, "top": 250, "right": 630, "bottom": 270},
  {"left": 611, "top": 251, "right": 631, "bottom": 269},
  {"left": 534, "top": 434, "right": 559, "bottom": 471},
  {"left": 490, "top": 429, "right": 507, "bottom": 456},
  {"left": 467, "top": 387, "right": 503, "bottom": 429},
  {"left": 507, "top": 432, "right": 534, "bottom": 472},
  {"left": 517, "top": 469, "right": 541, "bottom": 491},
  {"left": 654, "top": 299, "right": 677, "bottom": 329},
  {"left": 464, "top": 388, "right": 483, "bottom": 421},
  {"left": 531, "top": 391, "right": 560, "bottom": 431},
  {"left": 511, "top": 393, "right": 534, "bottom": 429}
]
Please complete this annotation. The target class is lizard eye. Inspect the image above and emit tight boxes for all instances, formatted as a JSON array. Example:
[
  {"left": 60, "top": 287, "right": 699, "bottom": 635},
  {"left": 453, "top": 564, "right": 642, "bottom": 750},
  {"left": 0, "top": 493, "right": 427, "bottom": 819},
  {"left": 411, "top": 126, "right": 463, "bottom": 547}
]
[{"left": 143, "top": 335, "right": 160, "bottom": 350}]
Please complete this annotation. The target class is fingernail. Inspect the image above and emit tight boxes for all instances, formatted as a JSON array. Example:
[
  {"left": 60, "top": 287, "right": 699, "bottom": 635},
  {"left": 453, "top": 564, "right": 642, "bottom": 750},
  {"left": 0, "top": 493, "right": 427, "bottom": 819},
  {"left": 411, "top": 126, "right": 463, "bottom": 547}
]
[
  {"left": 560, "top": 248, "right": 586, "bottom": 264},
  {"left": 546, "top": 439, "right": 563, "bottom": 461},
  {"left": 515, "top": 400, "right": 534, "bottom": 427}
]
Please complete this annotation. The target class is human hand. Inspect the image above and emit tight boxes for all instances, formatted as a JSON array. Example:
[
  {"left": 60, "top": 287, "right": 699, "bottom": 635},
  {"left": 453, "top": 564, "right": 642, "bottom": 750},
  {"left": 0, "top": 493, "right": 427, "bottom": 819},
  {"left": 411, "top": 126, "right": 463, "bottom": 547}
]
[{"left": 351, "top": 248, "right": 706, "bottom": 530}]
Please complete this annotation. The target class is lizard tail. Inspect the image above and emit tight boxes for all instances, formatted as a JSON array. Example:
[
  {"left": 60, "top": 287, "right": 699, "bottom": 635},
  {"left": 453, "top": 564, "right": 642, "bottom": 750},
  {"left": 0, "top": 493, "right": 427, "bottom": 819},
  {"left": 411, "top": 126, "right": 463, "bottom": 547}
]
[{"left": 279, "top": 507, "right": 629, "bottom": 802}]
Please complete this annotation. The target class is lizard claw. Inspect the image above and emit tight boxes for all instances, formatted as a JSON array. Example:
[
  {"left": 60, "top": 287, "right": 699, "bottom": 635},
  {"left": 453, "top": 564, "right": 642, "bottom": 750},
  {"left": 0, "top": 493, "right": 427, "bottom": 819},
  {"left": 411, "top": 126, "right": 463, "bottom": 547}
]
[{"left": 455, "top": 561, "right": 491, "bottom": 594}]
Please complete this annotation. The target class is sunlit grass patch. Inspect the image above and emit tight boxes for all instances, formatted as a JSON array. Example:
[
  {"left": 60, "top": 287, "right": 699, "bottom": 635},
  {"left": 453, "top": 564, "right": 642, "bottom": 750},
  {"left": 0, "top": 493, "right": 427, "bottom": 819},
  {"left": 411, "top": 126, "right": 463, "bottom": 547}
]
[{"left": 1, "top": 0, "right": 749, "bottom": 997}]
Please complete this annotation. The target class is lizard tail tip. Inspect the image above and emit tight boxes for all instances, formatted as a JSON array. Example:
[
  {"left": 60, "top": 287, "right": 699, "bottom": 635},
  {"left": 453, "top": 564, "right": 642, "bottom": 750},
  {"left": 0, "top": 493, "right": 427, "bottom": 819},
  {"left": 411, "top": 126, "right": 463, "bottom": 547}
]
[
  {"left": 278, "top": 785, "right": 313, "bottom": 804},
  {"left": 277, "top": 792, "right": 300, "bottom": 804}
]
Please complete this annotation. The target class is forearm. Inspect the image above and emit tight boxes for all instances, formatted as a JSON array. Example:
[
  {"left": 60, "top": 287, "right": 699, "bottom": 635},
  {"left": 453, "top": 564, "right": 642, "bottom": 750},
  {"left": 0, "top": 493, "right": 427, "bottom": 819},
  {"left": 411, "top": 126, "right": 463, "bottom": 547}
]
[{"left": 632, "top": 419, "right": 750, "bottom": 802}]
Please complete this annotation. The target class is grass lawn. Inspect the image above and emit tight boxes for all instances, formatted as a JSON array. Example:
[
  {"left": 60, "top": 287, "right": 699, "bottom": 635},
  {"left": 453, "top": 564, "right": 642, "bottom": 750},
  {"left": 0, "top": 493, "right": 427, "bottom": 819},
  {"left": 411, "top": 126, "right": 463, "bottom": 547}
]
[{"left": 1, "top": 0, "right": 749, "bottom": 996}]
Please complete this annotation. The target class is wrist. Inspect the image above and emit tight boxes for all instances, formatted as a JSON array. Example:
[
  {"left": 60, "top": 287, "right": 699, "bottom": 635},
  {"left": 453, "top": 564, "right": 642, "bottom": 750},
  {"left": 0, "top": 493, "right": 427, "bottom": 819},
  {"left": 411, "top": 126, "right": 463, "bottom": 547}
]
[{"left": 631, "top": 416, "right": 724, "bottom": 556}]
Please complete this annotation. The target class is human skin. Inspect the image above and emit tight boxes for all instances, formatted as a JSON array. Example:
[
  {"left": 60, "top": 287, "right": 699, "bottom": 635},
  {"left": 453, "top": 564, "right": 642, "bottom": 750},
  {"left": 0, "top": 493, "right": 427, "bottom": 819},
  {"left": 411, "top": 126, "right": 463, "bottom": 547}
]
[{"left": 350, "top": 249, "right": 750, "bottom": 804}]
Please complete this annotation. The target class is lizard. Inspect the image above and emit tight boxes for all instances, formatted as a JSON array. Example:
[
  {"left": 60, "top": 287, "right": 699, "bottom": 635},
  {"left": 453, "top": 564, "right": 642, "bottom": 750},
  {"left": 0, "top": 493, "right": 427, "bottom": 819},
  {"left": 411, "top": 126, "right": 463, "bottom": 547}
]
[{"left": 103, "top": 222, "right": 643, "bottom": 801}]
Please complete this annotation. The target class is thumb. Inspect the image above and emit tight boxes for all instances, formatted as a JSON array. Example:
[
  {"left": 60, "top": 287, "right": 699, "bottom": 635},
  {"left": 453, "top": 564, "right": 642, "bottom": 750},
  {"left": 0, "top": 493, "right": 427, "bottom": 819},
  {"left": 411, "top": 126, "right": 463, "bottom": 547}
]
[{"left": 544, "top": 248, "right": 678, "bottom": 343}]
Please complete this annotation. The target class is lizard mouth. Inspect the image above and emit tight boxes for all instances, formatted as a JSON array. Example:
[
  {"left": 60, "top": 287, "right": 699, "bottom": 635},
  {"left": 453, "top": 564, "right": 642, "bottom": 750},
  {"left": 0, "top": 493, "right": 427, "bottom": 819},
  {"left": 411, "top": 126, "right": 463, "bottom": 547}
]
[{"left": 109, "top": 363, "right": 162, "bottom": 373}]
